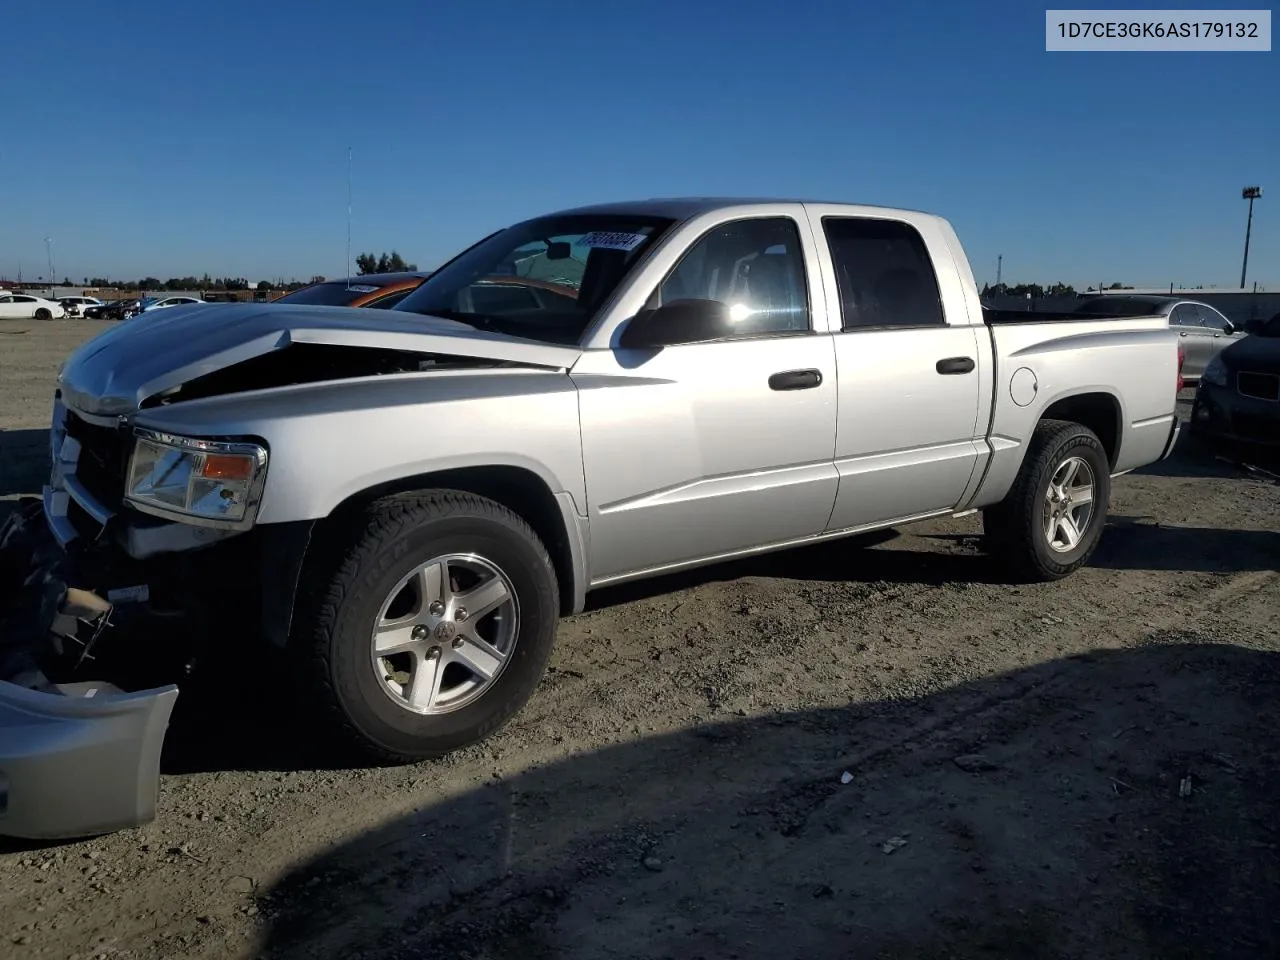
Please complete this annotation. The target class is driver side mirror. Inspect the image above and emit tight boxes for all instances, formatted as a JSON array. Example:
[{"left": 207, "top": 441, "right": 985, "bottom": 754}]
[
  {"left": 618, "top": 299, "right": 735, "bottom": 349},
  {"left": 1223, "top": 320, "right": 1238, "bottom": 335}
]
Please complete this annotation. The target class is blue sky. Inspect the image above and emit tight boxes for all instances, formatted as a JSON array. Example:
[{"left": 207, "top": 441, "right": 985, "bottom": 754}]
[{"left": 2, "top": 0, "right": 1275, "bottom": 288}]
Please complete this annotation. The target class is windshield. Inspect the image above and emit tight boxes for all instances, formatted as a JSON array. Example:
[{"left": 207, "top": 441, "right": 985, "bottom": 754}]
[{"left": 393, "top": 213, "right": 676, "bottom": 344}]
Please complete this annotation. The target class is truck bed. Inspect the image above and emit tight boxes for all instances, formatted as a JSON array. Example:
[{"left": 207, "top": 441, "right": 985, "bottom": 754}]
[{"left": 982, "top": 307, "right": 1157, "bottom": 325}]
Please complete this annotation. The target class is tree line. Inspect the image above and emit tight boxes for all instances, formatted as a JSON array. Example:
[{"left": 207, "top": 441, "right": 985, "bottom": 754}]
[
  {"left": 67, "top": 250, "right": 422, "bottom": 291},
  {"left": 77, "top": 274, "right": 328, "bottom": 293},
  {"left": 354, "top": 251, "right": 418, "bottom": 275},
  {"left": 980, "top": 282, "right": 1136, "bottom": 298}
]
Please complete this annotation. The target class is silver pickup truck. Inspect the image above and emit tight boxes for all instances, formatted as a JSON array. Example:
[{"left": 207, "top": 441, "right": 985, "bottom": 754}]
[{"left": 0, "top": 198, "right": 1183, "bottom": 838}]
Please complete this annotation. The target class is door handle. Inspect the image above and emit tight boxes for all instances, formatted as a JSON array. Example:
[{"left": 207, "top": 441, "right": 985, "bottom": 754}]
[
  {"left": 768, "top": 368, "right": 823, "bottom": 391},
  {"left": 936, "top": 356, "right": 975, "bottom": 375},
  {"left": 1179, "top": 331, "right": 1189, "bottom": 336}
]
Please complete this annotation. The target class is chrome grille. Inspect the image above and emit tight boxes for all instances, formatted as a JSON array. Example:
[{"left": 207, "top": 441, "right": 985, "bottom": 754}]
[{"left": 62, "top": 412, "right": 132, "bottom": 508}]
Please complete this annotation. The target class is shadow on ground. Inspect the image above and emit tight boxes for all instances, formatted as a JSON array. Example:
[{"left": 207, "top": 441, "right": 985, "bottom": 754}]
[
  {"left": 919, "top": 516, "right": 1280, "bottom": 575},
  {"left": 1094, "top": 517, "right": 1280, "bottom": 572},
  {"left": 160, "top": 510, "right": 1277, "bottom": 778},
  {"left": 0, "top": 429, "right": 49, "bottom": 499},
  {"left": 255, "top": 642, "right": 1280, "bottom": 960},
  {"left": 1137, "top": 432, "right": 1280, "bottom": 481},
  {"left": 589, "top": 499, "right": 1280, "bottom": 614}
]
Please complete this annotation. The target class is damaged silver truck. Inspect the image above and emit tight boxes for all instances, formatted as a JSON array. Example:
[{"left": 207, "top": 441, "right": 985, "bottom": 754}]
[{"left": 0, "top": 198, "right": 1184, "bottom": 839}]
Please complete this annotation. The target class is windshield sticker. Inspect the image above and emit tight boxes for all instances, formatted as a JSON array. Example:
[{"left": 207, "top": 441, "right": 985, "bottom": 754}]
[
  {"left": 346, "top": 284, "right": 380, "bottom": 293},
  {"left": 575, "top": 231, "right": 648, "bottom": 252}
]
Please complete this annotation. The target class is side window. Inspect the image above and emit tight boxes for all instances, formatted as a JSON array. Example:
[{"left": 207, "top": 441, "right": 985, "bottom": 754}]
[
  {"left": 822, "top": 217, "right": 945, "bottom": 330},
  {"left": 1170, "top": 304, "right": 1202, "bottom": 327},
  {"left": 1194, "top": 304, "right": 1229, "bottom": 331},
  {"left": 654, "top": 217, "right": 810, "bottom": 335}
]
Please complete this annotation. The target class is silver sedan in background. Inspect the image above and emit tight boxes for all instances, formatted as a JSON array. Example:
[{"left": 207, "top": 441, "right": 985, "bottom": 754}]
[{"left": 1075, "top": 294, "right": 1247, "bottom": 381}]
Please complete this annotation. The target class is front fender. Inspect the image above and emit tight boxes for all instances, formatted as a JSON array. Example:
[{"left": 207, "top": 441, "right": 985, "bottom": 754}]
[{"left": 133, "top": 370, "right": 589, "bottom": 523}]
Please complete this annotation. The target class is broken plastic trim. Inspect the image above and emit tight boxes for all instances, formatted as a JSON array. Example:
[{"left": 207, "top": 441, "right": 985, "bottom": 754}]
[{"left": 0, "top": 679, "right": 178, "bottom": 840}]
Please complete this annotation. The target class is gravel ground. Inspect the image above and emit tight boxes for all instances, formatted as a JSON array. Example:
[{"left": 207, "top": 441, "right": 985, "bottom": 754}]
[{"left": 2, "top": 319, "right": 1278, "bottom": 960}]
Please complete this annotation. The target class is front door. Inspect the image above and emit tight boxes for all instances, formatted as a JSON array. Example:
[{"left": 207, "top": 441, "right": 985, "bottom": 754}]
[
  {"left": 805, "top": 209, "right": 985, "bottom": 531},
  {"left": 0, "top": 296, "right": 28, "bottom": 319},
  {"left": 1194, "top": 303, "right": 1247, "bottom": 369},
  {"left": 572, "top": 213, "right": 839, "bottom": 582}
]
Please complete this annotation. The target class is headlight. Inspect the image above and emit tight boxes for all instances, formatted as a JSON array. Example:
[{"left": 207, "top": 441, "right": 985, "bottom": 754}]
[
  {"left": 1202, "top": 356, "right": 1228, "bottom": 387},
  {"left": 126, "top": 430, "right": 268, "bottom": 527}
]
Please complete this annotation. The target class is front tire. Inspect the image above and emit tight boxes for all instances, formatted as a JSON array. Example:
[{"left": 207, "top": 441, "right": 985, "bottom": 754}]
[
  {"left": 983, "top": 419, "right": 1111, "bottom": 581},
  {"left": 298, "top": 491, "right": 560, "bottom": 763}
]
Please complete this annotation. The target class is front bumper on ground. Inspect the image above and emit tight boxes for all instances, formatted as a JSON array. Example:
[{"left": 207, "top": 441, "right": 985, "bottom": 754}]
[
  {"left": 1, "top": 490, "right": 183, "bottom": 842},
  {"left": 0, "top": 678, "right": 177, "bottom": 840}
]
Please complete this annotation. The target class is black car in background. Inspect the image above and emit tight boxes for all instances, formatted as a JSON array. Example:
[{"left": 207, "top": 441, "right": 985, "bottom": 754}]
[
  {"left": 1190, "top": 312, "right": 1280, "bottom": 464},
  {"left": 84, "top": 298, "right": 141, "bottom": 321}
]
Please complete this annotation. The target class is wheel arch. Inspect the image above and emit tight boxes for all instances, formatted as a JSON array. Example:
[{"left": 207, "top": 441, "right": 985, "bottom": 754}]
[
  {"left": 305, "top": 465, "right": 583, "bottom": 620},
  {"left": 968, "top": 388, "right": 1125, "bottom": 510},
  {"left": 1037, "top": 390, "right": 1123, "bottom": 469}
]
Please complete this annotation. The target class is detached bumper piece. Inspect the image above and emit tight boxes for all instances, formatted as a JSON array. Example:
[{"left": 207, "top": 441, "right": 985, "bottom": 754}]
[{"left": 0, "top": 678, "right": 177, "bottom": 840}]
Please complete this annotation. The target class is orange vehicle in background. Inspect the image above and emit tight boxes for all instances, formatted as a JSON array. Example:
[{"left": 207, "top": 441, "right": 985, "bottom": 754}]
[{"left": 274, "top": 271, "right": 433, "bottom": 310}]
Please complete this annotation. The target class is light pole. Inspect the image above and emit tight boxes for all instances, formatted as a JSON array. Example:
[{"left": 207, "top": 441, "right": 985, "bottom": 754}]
[
  {"left": 44, "top": 237, "right": 55, "bottom": 291},
  {"left": 1240, "top": 186, "right": 1261, "bottom": 289}
]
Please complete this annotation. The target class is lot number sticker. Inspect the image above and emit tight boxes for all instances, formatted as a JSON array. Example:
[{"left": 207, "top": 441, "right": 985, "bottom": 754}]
[{"left": 575, "top": 231, "right": 648, "bottom": 252}]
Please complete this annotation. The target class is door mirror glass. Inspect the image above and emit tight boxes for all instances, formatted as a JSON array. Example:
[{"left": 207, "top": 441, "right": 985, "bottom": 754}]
[{"left": 618, "top": 298, "right": 735, "bottom": 348}]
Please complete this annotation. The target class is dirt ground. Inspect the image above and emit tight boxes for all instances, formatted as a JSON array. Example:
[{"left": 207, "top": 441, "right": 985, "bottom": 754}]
[{"left": 1, "top": 319, "right": 1278, "bottom": 960}]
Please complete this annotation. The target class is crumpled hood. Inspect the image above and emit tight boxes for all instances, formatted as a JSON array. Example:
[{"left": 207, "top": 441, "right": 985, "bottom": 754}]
[{"left": 57, "top": 302, "right": 583, "bottom": 416}]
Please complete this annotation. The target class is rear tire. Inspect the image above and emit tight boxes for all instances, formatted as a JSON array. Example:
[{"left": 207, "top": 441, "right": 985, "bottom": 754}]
[
  {"left": 35, "top": 308, "right": 52, "bottom": 321},
  {"left": 297, "top": 490, "right": 560, "bottom": 764},
  {"left": 983, "top": 419, "right": 1111, "bottom": 582}
]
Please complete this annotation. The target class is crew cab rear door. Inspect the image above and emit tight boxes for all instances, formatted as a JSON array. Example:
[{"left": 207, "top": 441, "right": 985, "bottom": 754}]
[
  {"left": 571, "top": 205, "right": 839, "bottom": 582},
  {"left": 801, "top": 204, "right": 987, "bottom": 531}
]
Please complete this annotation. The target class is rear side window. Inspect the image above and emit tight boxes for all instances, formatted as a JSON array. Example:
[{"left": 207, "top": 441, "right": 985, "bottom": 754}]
[
  {"left": 1170, "top": 304, "right": 1203, "bottom": 327},
  {"left": 1193, "top": 304, "right": 1230, "bottom": 331},
  {"left": 822, "top": 217, "right": 945, "bottom": 330}
]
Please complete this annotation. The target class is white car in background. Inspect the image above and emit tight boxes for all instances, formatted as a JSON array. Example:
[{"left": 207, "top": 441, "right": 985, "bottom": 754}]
[
  {"left": 58, "top": 296, "right": 106, "bottom": 317},
  {"left": 137, "top": 295, "right": 207, "bottom": 313},
  {"left": 0, "top": 293, "right": 68, "bottom": 320}
]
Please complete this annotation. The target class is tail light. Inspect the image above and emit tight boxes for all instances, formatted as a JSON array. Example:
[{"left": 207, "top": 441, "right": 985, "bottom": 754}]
[{"left": 1176, "top": 343, "right": 1185, "bottom": 392}]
